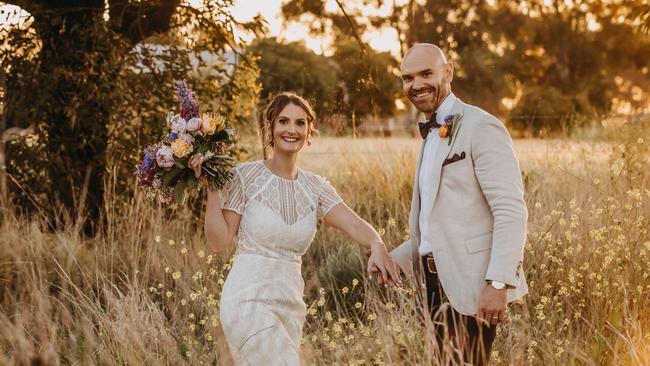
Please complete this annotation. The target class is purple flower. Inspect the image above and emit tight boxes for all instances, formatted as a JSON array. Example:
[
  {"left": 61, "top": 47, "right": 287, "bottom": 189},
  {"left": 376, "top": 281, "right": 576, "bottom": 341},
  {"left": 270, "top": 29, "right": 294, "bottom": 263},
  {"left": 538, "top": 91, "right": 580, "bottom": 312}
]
[
  {"left": 156, "top": 145, "right": 175, "bottom": 168},
  {"left": 136, "top": 144, "right": 159, "bottom": 176},
  {"left": 173, "top": 79, "right": 200, "bottom": 120},
  {"left": 168, "top": 132, "right": 178, "bottom": 142},
  {"left": 186, "top": 117, "right": 201, "bottom": 133},
  {"left": 444, "top": 114, "right": 454, "bottom": 124},
  {"left": 143, "top": 151, "right": 154, "bottom": 168}
]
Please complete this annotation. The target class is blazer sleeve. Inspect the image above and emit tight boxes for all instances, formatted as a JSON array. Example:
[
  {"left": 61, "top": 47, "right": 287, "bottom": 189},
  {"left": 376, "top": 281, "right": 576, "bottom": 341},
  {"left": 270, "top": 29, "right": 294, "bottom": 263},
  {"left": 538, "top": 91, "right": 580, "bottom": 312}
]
[
  {"left": 389, "top": 239, "right": 414, "bottom": 280},
  {"left": 470, "top": 117, "right": 528, "bottom": 287}
]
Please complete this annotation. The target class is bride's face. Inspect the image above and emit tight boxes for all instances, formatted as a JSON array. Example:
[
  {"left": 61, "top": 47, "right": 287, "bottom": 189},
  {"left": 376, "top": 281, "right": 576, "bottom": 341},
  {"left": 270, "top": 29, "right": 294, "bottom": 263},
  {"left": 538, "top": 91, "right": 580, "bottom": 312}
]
[{"left": 272, "top": 103, "right": 310, "bottom": 154}]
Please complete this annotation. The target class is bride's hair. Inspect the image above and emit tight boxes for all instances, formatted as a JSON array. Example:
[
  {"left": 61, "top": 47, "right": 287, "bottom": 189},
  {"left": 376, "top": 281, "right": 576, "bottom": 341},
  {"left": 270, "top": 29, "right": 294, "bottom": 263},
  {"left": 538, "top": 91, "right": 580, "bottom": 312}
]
[{"left": 264, "top": 92, "right": 319, "bottom": 147}]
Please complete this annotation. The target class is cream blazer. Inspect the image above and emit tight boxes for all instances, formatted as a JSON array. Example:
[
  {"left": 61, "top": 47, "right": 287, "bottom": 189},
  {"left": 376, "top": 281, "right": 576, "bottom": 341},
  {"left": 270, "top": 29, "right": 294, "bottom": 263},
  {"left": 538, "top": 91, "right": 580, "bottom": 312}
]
[{"left": 390, "top": 98, "right": 529, "bottom": 315}]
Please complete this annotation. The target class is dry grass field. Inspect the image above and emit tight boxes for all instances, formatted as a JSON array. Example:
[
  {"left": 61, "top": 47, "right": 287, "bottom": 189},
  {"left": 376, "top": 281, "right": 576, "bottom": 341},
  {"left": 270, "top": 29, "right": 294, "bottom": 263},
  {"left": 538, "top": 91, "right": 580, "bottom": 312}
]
[{"left": 1, "top": 124, "right": 648, "bottom": 365}]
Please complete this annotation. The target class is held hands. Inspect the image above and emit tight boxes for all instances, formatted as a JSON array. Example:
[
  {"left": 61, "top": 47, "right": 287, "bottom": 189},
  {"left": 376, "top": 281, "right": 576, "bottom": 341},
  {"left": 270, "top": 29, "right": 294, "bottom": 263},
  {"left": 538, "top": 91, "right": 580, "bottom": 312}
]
[
  {"left": 476, "top": 284, "right": 507, "bottom": 326},
  {"left": 367, "top": 242, "right": 403, "bottom": 288}
]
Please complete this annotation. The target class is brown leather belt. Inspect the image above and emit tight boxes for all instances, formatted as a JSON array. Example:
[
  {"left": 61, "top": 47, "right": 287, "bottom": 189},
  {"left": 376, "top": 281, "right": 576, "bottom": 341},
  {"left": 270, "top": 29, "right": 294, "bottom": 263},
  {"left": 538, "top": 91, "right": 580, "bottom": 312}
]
[{"left": 422, "top": 254, "right": 437, "bottom": 274}]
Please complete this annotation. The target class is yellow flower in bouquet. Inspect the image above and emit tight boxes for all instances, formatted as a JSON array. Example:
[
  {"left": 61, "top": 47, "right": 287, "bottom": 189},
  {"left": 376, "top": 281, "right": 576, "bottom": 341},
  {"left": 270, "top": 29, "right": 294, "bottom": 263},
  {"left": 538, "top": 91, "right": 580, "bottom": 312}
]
[
  {"left": 201, "top": 113, "right": 226, "bottom": 135},
  {"left": 135, "top": 80, "right": 236, "bottom": 205},
  {"left": 171, "top": 139, "right": 193, "bottom": 158}
]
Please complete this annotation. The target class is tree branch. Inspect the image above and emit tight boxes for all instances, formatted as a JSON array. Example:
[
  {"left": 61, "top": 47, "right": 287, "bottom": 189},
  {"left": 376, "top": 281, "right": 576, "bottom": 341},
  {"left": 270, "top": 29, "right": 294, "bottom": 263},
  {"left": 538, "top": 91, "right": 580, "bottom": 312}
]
[
  {"left": 334, "top": 0, "right": 367, "bottom": 58},
  {"left": 108, "top": 0, "right": 180, "bottom": 44}
]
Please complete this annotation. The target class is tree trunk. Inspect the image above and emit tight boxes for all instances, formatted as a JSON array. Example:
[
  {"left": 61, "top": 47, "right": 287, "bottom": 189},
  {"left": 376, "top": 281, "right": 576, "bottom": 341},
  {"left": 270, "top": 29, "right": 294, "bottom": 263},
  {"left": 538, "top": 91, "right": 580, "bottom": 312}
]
[
  {"left": 33, "top": 2, "right": 109, "bottom": 235},
  {"left": 2, "top": 0, "right": 179, "bottom": 235}
]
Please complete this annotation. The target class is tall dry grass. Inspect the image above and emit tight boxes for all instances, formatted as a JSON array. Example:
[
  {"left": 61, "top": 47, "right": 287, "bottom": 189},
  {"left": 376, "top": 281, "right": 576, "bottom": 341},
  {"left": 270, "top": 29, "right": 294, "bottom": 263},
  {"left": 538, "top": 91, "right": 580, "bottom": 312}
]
[{"left": 1, "top": 123, "right": 648, "bottom": 365}]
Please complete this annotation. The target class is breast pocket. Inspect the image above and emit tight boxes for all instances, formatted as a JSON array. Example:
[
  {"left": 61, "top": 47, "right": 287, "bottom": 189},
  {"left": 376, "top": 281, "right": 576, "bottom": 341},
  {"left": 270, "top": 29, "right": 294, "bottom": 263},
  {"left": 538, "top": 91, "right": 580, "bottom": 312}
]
[{"left": 440, "top": 156, "right": 472, "bottom": 191}]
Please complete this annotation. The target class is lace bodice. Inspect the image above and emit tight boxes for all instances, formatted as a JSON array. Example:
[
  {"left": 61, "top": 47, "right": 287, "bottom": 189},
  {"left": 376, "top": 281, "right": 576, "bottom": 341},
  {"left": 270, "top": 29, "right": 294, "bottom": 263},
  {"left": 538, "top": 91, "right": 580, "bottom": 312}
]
[{"left": 221, "top": 160, "right": 342, "bottom": 263}]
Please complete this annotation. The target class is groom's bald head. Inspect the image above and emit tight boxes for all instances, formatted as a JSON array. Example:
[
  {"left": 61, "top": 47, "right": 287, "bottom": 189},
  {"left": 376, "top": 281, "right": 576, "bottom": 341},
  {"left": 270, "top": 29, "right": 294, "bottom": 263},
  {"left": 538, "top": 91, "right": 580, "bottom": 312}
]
[
  {"left": 402, "top": 43, "right": 448, "bottom": 69},
  {"left": 400, "top": 43, "right": 453, "bottom": 117}
]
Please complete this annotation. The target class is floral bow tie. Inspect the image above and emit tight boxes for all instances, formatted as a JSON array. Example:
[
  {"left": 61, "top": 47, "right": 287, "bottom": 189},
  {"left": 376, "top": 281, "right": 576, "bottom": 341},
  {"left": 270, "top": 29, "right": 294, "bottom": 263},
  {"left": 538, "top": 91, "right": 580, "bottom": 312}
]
[{"left": 417, "top": 113, "right": 441, "bottom": 139}]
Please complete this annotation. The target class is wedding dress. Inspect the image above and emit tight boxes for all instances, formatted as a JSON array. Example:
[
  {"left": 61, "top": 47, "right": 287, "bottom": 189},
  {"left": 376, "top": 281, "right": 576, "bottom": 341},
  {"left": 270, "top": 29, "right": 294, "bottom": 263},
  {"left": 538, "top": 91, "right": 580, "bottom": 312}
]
[{"left": 218, "top": 160, "right": 342, "bottom": 365}]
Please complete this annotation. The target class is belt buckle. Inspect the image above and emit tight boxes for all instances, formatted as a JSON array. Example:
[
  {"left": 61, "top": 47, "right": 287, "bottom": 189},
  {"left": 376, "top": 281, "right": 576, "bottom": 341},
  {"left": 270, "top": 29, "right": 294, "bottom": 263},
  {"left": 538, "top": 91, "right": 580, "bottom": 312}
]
[{"left": 426, "top": 257, "right": 437, "bottom": 274}]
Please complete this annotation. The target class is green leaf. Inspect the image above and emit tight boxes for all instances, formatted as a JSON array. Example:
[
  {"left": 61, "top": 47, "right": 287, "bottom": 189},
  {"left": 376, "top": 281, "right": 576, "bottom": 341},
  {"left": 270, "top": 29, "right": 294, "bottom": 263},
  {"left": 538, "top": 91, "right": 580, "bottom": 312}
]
[
  {"left": 197, "top": 143, "right": 210, "bottom": 154},
  {"left": 216, "top": 129, "right": 230, "bottom": 140},
  {"left": 162, "top": 167, "right": 184, "bottom": 188},
  {"left": 187, "top": 175, "right": 198, "bottom": 189}
]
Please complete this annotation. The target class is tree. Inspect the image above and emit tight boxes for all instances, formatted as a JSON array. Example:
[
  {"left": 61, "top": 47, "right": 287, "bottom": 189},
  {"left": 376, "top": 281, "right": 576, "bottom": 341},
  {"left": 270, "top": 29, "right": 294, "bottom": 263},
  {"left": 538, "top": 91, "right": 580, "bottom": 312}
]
[
  {"left": 280, "top": 0, "right": 650, "bottom": 134},
  {"left": 502, "top": 0, "right": 650, "bottom": 133},
  {"left": 281, "top": 0, "right": 403, "bottom": 119},
  {"left": 331, "top": 40, "right": 401, "bottom": 119},
  {"left": 0, "top": 0, "right": 263, "bottom": 234},
  {"left": 280, "top": 0, "right": 515, "bottom": 117},
  {"left": 248, "top": 37, "right": 338, "bottom": 118}
]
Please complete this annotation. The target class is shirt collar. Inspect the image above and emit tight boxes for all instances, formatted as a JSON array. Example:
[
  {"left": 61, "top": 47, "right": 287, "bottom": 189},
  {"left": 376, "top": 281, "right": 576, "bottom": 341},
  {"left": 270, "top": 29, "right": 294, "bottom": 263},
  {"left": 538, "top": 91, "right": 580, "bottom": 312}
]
[{"left": 435, "top": 92, "right": 456, "bottom": 125}]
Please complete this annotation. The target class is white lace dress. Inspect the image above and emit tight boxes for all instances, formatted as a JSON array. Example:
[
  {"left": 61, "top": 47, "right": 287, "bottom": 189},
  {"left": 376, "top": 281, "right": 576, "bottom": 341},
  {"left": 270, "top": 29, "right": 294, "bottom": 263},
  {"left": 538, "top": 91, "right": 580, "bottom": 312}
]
[{"left": 218, "top": 160, "right": 343, "bottom": 365}]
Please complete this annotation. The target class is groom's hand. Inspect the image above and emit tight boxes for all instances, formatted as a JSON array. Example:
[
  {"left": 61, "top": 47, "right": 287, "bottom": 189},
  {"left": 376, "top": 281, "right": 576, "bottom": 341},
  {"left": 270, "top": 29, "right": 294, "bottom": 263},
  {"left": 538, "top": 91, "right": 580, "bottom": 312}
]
[
  {"left": 367, "top": 242, "right": 402, "bottom": 288},
  {"left": 477, "top": 285, "right": 507, "bottom": 326}
]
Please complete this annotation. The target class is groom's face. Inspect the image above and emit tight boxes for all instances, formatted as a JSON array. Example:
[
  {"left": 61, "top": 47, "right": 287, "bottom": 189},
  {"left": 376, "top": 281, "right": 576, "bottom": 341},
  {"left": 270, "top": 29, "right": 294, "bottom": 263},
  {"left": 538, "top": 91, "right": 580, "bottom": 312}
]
[{"left": 401, "top": 50, "right": 452, "bottom": 116}]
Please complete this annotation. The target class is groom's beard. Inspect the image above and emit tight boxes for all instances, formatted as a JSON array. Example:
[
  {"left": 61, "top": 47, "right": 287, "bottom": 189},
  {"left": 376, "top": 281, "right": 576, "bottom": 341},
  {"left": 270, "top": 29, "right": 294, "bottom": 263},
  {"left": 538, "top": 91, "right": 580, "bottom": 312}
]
[{"left": 410, "top": 82, "right": 450, "bottom": 116}]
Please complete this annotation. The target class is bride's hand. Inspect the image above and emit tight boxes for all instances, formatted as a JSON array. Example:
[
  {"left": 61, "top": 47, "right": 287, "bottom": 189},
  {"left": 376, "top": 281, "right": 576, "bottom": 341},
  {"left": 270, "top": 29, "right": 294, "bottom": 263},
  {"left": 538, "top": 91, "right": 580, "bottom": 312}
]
[
  {"left": 188, "top": 154, "right": 206, "bottom": 181},
  {"left": 367, "top": 242, "right": 402, "bottom": 288}
]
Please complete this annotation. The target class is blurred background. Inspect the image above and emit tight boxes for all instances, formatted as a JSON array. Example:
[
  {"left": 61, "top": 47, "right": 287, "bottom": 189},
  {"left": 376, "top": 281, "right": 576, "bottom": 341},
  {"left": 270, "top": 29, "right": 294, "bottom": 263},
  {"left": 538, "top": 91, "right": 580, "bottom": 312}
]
[
  {"left": 1, "top": 2, "right": 649, "bottom": 365},
  {"left": 1, "top": 0, "right": 649, "bottom": 231}
]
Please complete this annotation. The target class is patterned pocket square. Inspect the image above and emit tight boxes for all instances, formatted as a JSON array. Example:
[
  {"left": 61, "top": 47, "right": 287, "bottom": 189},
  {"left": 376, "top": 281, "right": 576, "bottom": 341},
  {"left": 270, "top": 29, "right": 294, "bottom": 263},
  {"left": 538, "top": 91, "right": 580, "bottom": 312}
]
[{"left": 443, "top": 151, "right": 466, "bottom": 166}]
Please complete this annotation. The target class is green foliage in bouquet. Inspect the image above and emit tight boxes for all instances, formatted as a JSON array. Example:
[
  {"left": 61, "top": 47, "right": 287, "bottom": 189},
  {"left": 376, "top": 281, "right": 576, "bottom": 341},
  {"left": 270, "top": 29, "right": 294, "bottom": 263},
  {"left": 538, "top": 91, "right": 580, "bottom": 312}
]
[{"left": 135, "top": 80, "right": 236, "bottom": 204}]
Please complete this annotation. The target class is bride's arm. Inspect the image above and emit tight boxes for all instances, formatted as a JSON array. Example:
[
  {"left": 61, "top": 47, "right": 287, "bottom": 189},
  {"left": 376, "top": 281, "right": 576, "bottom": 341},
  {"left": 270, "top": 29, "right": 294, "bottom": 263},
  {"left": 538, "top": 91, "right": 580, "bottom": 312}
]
[
  {"left": 189, "top": 154, "right": 241, "bottom": 253},
  {"left": 204, "top": 189, "right": 241, "bottom": 253},
  {"left": 324, "top": 203, "right": 402, "bottom": 287}
]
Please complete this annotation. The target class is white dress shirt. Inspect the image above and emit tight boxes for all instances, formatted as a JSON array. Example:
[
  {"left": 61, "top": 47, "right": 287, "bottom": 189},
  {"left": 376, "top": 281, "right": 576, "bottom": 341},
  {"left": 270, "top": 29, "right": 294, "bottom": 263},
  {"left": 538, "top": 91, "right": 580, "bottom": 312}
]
[{"left": 418, "top": 92, "right": 456, "bottom": 256}]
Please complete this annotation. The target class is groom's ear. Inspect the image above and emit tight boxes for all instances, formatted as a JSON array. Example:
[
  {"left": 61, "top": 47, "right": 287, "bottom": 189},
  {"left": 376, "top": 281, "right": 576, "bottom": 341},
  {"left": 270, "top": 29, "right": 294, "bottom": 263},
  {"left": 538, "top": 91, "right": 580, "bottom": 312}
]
[{"left": 446, "top": 61, "right": 454, "bottom": 83}]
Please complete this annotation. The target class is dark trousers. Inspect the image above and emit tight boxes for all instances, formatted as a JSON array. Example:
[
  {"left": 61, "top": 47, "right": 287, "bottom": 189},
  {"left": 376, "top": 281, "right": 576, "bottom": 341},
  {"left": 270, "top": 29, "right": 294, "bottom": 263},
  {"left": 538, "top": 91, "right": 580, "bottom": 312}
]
[{"left": 422, "top": 256, "right": 496, "bottom": 366}]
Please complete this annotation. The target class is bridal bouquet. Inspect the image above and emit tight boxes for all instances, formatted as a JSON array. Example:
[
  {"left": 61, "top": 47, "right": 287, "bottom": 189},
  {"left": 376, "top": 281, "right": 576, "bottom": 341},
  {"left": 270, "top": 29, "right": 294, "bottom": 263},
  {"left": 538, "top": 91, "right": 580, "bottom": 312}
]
[{"left": 135, "top": 80, "right": 236, "bottom": 204}]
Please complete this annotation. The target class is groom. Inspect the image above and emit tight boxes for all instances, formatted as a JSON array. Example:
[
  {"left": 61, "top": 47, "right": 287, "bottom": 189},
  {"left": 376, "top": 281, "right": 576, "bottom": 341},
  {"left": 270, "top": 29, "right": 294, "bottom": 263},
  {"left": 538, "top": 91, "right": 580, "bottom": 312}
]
[{"left": 389, "top": 44, "right": 529, "bottom": 365}]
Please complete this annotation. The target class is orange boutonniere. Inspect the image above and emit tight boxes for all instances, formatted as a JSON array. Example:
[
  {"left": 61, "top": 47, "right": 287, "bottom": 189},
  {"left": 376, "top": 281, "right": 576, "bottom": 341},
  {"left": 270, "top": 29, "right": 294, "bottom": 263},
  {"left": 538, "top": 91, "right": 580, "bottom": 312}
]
[{"left": 439, "top": 113, "right": 462, "bottom": 145}]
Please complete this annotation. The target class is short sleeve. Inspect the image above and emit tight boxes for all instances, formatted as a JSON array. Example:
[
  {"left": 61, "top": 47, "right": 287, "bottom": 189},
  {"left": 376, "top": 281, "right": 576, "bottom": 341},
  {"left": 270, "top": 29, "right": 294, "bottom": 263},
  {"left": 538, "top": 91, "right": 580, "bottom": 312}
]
[
  {"left": 318, "top": 178, "right": 343, "bottom": 217},
  {"left": 220, "top": 169, "right": 245, "bottom": 214}
]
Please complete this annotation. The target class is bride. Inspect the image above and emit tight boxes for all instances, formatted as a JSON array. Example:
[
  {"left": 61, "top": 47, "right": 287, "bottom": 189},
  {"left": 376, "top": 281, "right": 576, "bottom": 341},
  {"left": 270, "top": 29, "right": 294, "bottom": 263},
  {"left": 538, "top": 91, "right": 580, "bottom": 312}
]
[{"left": 188, "top": 92, "right": 402, "bottom": 365}]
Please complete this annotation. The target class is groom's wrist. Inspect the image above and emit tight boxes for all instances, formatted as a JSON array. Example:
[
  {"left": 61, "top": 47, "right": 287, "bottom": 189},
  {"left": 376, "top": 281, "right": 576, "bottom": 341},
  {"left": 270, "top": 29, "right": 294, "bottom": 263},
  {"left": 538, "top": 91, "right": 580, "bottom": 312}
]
[{"left": 486, "top": 279, "right": 515, "bottom": 290}]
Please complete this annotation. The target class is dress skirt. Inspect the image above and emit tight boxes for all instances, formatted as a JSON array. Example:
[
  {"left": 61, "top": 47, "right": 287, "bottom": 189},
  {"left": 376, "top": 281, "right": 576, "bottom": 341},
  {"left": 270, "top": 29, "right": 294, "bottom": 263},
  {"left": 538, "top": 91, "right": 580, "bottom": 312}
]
[{"left": 220, "top": 254, "right": 306, "bottom": 366}]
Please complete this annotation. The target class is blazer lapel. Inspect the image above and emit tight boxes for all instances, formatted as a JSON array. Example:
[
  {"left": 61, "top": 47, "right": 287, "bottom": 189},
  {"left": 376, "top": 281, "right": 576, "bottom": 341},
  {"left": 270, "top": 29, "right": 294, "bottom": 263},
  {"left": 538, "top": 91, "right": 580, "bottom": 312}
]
[
  {"left": 422, "top": 99, "right": 466, "bottom": 217},
  {"left": 408, "top": 142, "right": 426, "bottom": 237},
  {"left": 409, "top": 141, "right": 426, "bottom": 285}
]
